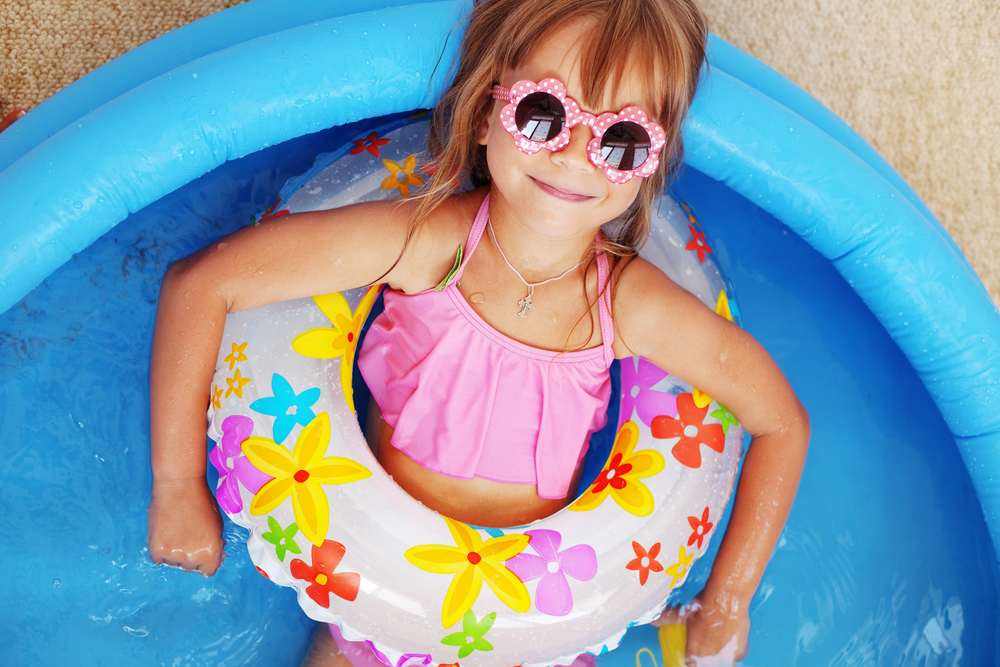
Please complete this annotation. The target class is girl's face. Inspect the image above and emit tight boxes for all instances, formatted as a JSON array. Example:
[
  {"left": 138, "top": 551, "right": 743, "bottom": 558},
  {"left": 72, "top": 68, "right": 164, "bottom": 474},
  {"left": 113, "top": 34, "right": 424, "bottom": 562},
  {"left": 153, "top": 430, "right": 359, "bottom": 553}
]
[{"left": 480, "top": 20, "right": 654, "bottom": 241}]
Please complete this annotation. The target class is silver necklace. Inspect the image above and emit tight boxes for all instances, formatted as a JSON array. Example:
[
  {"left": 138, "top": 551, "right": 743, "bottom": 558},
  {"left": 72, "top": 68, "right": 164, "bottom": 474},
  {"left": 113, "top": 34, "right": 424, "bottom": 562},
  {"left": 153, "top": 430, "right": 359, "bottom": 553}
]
[{"left": 487, "top": 218, "right": 586, "bottom": 318}]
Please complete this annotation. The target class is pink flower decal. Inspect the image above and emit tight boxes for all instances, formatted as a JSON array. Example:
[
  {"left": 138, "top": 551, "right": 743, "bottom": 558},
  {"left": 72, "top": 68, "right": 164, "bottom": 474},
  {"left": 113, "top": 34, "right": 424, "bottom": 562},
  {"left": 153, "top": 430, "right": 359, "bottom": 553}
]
[
  {"left": 620, "top": 357, "right": 678, "bottom": 425},
  {"left": 351, "top": 131, "right": 391, "bottom": 157},
  {"left": 651, "top": 393, "right": 725, "bottom": 469},
  {"left": 687, "top": 507, "right": 714, "bottom": 550},
  {"left": 364, "top": 642, "right": 432, "bottom": 667},
  {"left": 290, "top": 540, "right": 361, "bottom": 607},
  {"left": 209, "top": 415, "right": 273, "bottom": 513},
  {"left": 685, "top": 224, "right": 713, "bottom": 263},
  {"left": 506, "top": 529, "right": 598, "bottom": 616}
]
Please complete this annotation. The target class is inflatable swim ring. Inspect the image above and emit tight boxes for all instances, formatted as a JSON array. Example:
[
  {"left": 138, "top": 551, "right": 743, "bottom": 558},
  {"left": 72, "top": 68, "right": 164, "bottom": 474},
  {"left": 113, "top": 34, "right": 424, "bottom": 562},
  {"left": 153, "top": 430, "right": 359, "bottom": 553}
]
[
  {"left": 4, "top": 1, "right": 1000, "bottom": 664},
  {"left": 205, "top": 115, "right": 745, "bottom": 667}
]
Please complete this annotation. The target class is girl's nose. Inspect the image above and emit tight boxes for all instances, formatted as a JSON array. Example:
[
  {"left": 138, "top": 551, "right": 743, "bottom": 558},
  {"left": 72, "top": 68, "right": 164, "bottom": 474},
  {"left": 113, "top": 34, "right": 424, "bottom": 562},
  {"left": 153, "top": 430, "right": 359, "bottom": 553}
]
[{"left": 550, "top": 124, "right": 596, "bottom": 174}]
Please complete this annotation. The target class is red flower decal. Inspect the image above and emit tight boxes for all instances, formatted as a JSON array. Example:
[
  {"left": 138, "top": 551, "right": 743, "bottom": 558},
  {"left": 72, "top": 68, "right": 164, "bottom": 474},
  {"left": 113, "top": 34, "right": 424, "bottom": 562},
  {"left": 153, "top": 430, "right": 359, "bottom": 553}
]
[
  {"left": 687, "top": 507, "right": 714, "bottom": 550},
  {"left": 256, "top": 197, "right": 289, "bottom": 223},
  {"left": 651, "top": 393, "right": 725, "bottom": 468},
  {"left": 591, "top": 452, "right": 633, "bottom": 493},
  {"left": 625, "top": 541, "right": 663, "bottom": 585},
  {"left": 290, "top": 540, "right": 360, "bottom": 607},
  {"left": 351, "top": 131, "right": 391, "bottom": 157},
  {"left": 685, "top": 224, "right": 713, "bottom": 263}
]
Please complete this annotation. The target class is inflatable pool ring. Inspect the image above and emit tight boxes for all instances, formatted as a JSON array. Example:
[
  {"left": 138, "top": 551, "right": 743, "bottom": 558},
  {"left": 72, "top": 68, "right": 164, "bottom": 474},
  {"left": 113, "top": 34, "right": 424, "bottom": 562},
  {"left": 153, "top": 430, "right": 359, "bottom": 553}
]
[{"left": 205, "top": 115, "right": 745, "bottom": 667}]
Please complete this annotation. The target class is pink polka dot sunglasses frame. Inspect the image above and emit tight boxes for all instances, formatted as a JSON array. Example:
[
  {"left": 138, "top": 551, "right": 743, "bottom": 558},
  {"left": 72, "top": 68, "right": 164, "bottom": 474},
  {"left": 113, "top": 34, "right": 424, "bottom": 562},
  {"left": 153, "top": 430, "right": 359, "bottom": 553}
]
[{"left": 491, "top": 78, "right": 667, "bottom": 184}]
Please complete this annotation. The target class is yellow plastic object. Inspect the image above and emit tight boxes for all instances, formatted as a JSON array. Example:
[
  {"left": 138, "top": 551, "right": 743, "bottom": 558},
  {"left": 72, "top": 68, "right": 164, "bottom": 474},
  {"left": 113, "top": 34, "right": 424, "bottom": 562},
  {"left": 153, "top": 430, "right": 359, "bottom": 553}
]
[{"left": 657, "top": 624, "right": 687, "bottom": 667}]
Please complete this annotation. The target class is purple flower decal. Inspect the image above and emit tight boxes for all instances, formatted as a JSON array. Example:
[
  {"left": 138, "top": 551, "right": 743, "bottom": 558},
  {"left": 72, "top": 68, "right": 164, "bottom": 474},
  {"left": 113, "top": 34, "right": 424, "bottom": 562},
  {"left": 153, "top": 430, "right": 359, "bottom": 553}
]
[
  {"left": 363, "top": 641, "right": 431, "bottom": 667},
  {"left": 620, "top": 357, "right": 678, "bottom": 426},
  {"left": 506, "top": 529, "right": 597, "bottom": 616},
  {"left": 209, "top": 415, "right": 273, "bottom": 513}
]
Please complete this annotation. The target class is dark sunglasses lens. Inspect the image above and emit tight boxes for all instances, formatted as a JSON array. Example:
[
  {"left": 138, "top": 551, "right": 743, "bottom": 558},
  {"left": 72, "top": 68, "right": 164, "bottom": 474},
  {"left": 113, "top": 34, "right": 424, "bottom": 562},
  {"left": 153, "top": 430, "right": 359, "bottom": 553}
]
[
  {"left": 600, "top": 121, "right": 652, "bottom": 171},
  {"left": 515, "top": 92, "right": 566, "bottom": 143}
]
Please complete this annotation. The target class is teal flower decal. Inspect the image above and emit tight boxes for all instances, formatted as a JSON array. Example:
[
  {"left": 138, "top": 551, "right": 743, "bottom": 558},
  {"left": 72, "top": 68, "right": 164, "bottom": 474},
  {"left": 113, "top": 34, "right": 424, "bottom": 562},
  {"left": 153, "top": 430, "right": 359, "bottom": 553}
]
[
  {"left": 441, "top": 610, "right": 496, "bottom": 659},
  {"left": 250, "top": 373, "right": 320, "bottom": 443},
  {"left": 710, "top": 404, "right": 739, "bottom": 434},
  {"left": 261, "top": 516, "right": 302, "bottom": 562}
]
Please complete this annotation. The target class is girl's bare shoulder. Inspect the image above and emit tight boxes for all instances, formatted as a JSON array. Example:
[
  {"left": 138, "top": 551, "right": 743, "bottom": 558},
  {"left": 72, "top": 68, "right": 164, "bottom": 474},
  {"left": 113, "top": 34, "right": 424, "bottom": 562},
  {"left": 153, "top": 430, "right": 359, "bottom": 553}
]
[
  {"left": 391, "top": 187, "right": 489, "bottom": 293},
  {"left": 610, "top": 255, "right": 736, "bottom": 363}
]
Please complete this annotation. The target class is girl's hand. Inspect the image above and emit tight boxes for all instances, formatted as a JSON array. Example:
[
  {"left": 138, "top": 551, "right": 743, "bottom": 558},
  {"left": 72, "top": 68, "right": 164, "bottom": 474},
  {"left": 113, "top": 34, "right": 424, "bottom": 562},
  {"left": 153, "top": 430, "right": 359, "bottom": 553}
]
[
  {"left": 147, "top": 478, "right": 225, "bottom": 576},
  {"left": 655, "top": 590, "right": 750, "bottom": 666}
]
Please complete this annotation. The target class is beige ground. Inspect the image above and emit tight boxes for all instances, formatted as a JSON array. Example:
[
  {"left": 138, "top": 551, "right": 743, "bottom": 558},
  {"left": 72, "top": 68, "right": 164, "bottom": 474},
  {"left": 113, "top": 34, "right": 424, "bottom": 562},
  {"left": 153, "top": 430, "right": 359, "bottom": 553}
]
[{"left": 1, "top": 0, "right": 997, "bottom": 306}]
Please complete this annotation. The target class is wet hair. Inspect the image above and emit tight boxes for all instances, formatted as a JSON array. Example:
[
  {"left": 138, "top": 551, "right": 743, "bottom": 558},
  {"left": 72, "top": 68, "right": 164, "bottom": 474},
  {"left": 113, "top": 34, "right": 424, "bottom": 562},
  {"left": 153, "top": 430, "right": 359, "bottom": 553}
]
[{"left": 418, "top": 0, "right": 709, "bottom": 261}]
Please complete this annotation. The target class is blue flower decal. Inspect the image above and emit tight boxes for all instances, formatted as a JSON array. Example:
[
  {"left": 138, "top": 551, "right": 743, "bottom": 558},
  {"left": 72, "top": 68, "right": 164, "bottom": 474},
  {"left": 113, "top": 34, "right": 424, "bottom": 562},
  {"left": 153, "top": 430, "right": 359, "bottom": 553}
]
[{"left": 250, "top": 373, "right": 320, "bottom": 443}]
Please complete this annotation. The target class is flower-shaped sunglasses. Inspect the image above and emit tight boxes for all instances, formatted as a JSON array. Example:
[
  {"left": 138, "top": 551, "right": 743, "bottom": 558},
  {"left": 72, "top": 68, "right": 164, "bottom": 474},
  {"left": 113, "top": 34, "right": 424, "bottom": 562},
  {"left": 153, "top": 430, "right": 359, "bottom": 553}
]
[{"left": 491, "top": 78, "right": 666, "bottom": 184}]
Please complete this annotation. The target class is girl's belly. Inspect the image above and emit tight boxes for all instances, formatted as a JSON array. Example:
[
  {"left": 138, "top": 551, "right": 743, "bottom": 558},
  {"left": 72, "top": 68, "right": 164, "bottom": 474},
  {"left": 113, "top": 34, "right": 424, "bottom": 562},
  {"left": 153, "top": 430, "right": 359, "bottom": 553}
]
[{"left": 366, "top": 400, "right": 581, "bottom": 528}]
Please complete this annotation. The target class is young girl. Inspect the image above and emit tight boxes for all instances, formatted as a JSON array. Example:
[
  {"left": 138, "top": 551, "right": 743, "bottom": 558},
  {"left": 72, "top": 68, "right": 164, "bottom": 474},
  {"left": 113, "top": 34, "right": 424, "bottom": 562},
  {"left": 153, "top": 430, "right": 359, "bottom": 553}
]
[{"left": 146, "top": 0, "right": 809, "bottom": 664}]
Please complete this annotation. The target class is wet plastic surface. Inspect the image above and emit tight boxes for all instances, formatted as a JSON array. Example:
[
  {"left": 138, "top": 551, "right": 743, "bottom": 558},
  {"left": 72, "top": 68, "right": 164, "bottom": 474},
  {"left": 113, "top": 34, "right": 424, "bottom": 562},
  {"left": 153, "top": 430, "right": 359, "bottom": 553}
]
[{"left": 1, "top": 121, "right": 995, "bottom": 665}]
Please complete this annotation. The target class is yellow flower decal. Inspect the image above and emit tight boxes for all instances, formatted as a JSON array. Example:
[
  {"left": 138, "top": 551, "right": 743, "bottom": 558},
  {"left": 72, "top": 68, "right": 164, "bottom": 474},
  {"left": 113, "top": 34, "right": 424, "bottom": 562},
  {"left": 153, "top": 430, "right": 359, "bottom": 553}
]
[
  {"left": 242, "top": 412, "right": 372, "bottom": 547},
  {"left": 571, "top": 421, "right": 665, "bottom": 517},
  {"left": 291, "top": 286, "right": 380, "bottom": 413},
  {"left": 405, "top": 517, "right": 532, "bottom": 629},
  {"left": 692, "top": 388, "right": 713, "bottom": 409},
  {"left": 224, "top": 341, "right": 248, "bottom": 371},
  {"left": 225, "top": 368, "right": 251, "bottom": 398},
  {"left": 664, "top": 545, "right": 695, "bottom": 588},
  {"left": 715, "top": 290, "right": 733, "bottom": 323},
  {"left": 693, "top": 290, "right": 735, "bottom": 406},
  {"left": 380, "top": 154, "right": 424, "bottom": 196},
  {"left": 211, "top": 383, "right": 223, "bottom": 410}
]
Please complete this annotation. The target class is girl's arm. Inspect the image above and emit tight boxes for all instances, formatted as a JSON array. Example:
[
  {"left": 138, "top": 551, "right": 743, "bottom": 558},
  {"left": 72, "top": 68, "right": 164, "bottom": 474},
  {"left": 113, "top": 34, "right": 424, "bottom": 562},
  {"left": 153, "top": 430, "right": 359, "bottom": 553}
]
[
  {"left": 613, "top": 258, "right": 810, "bottom": 663},
  {"left": 147, "top": 196, "right": 471, "bottom": 575}
]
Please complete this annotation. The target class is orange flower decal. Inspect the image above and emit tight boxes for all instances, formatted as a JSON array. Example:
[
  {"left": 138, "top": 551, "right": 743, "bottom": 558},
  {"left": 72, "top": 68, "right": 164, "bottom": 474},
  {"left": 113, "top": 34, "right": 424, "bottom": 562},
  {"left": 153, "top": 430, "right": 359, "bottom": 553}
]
[
  {"left": 380, "top": 154, "right": 425, "bottom": 196},
  {"left": 291, "top": 286, "right": 380, "bottom": 413},
  {"left": 626, "top": 541, "right": 663, "bottom": 585},
  {"left": 224, "top": 341, "right": 248, "bottom": 371},
  {"left": 225, "top": 368, "right": 251, "bottom": 398},
  {"left": 570, "top": 421, "right": 665, "bottom": 517},
  {"left": 211, "top": 383, "right": 223, "bottom": 410},
  {"left": 351, "top": 131, "right": 391, "bottom": 157},
  {"left": 651, "top": 394, "right": 725, "bottom": 469},
  {"left": 685, "top": 224, "right": 712, "bottom": 263},
  {"left": 687, "top": 507, "right": 714, "bottom": 550},
  {"left": 290, "top": 540, "right": 361, "bottom": 606}
]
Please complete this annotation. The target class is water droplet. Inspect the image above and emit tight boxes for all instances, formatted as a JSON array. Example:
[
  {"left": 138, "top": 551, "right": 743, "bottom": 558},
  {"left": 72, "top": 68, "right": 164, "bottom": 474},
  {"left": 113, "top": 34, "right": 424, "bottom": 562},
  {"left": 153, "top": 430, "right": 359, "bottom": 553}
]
[
  {"left": 191, "top": 73, "right": 198, "bottom": 79},
  {"left": 53, "top": 579, "right": 61, "bottom": 587},
  {"left": 788, "top": 127, "right": 794, "bottom": 132},
  {"left": 73, "top": 201, "right": 83, "bottom": 209},
  {"left": 210, "top": 108, "right": 217, "bottom": 115}
]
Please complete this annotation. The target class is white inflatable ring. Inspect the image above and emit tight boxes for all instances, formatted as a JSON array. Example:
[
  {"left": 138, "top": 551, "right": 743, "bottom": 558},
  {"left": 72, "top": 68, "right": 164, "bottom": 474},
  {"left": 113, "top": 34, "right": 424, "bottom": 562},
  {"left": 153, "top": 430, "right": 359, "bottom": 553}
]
[{"left": 206, "top": 115, "right": 744, "bottom": 667}]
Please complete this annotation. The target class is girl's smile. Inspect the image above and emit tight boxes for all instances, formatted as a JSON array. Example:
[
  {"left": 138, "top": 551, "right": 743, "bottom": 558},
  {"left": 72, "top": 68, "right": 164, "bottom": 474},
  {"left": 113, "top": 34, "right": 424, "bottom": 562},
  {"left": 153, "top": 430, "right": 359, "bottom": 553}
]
[{"left": 529, "top": 175, "right": 596, "bottom": 202}]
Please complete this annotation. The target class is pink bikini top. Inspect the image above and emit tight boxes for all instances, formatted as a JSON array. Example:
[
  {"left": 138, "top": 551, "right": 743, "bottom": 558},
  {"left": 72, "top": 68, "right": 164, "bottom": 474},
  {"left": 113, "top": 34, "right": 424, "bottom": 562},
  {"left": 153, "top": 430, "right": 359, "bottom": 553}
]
[{"left": 357, "top": 195, "right": 615, "bottom": 499}]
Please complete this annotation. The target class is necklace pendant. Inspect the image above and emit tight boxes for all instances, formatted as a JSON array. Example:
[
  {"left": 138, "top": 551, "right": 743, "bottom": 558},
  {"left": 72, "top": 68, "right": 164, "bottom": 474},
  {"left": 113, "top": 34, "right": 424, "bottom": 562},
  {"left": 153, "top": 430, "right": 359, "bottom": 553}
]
[{"left": 518, "top": 293, "right": 534, "bottom": 318}]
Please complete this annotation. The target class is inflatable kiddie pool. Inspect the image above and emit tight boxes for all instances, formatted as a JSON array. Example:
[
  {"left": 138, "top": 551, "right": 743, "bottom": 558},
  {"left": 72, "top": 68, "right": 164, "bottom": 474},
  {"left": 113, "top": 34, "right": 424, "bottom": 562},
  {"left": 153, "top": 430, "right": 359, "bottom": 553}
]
[{"left": 2, "top": 1, "right": 999, "bottom": 665}]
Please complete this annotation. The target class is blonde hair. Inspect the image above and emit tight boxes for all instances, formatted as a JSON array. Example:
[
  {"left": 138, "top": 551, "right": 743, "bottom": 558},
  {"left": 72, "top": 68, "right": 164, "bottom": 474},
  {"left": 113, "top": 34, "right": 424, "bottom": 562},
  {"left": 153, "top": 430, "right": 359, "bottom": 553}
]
[{"left": 419, "top": 0, "right": 708, "bottom": 261}]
